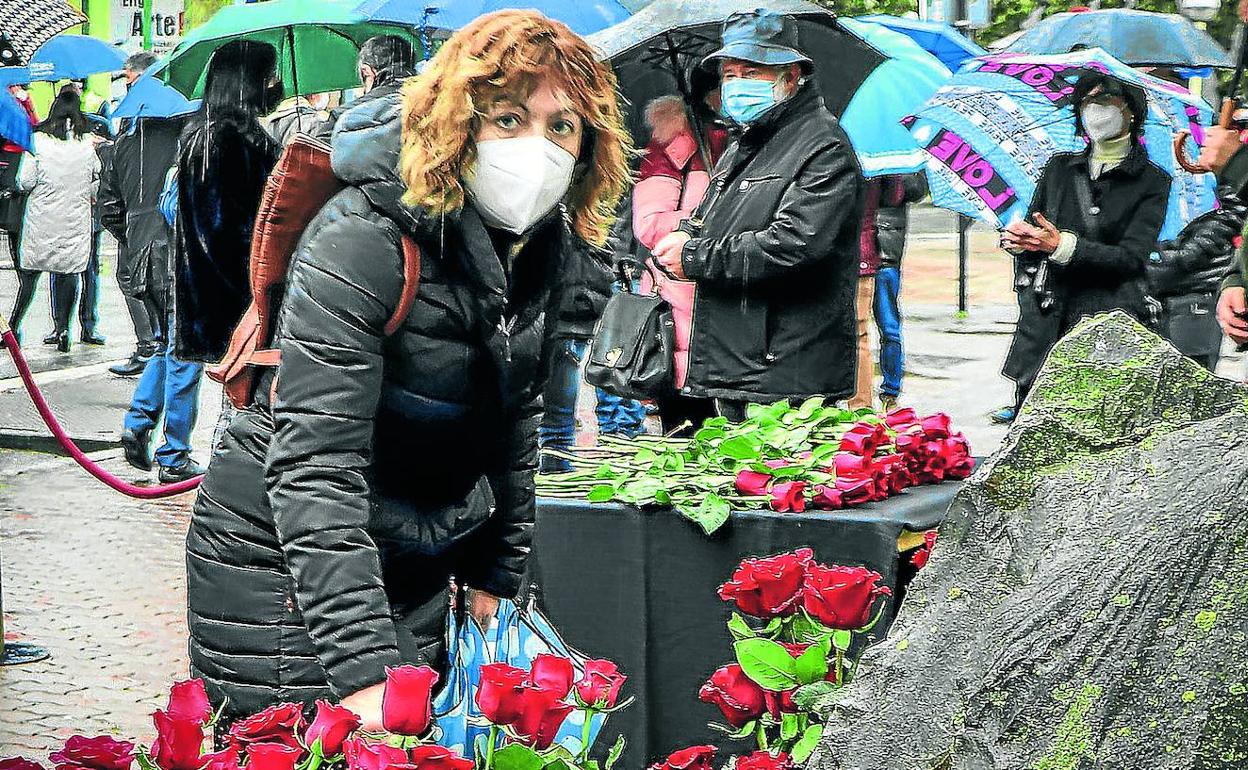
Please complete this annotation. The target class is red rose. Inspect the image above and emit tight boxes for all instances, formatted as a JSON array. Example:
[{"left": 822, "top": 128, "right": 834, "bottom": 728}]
[
  {"left": 408, "top": 746, "right": 473, "bottom": 770},
  {"left": 736, "top": 752, "right": 792, "bottom": 770},
  {"left": 840, "top": 423, "right": 886, "bottom": 456},
  {"left": 228, "top": 703, "right": 304, "bottom": 750},
  {"left": 245, "top": 744, "right": 301, "bottom": 770},
  {"left": 574, "top": 659, "right": 627, "bottom": 709},
  {"left": 833, "top": 452, "right": 870, "bottom": 476},
  {"left": 476, "top": 663, "right": 529, "bottom": 726},
  {"left": 342, "top": 739, "right": 408, "bottom": 770},
  {"left": 698, "top": 664, "right": 766, "bottom": 728},
  {"left": 811, "top": 485, "right": 843, "bottom": 509},
  {"left": 304, "top": 700, "right": 361, "bottom": 757},
  {"left": 199, "top": 748, "right": 241, "bottom": 770},
  {"left": 649, "top": 746, "right": 717, "bottom": 770},
  {"left": 0, "top": 760, "right": 45, "bottom": 770},
  {"left": 511, "top": 685, "right": 574, "bottom": 750},
  {"left": 382, "top": 665, "right": 439, "bottom": 736},
  {"left": 166, "top": 680, "right": 212, "bottom": 725},
  {"left": 529, "top": 655, "right": 575, "bottom": 697},
  {"left": 834, "top": 474, "right": 875, "bottom": 506},
  {"left": 947, "top": 456, "right": 974, "bottom": 480},
  {"left": 920, "top": 413, "right": 952, "bottom": 439},
  {"left": 49, "top": 736, "right": 134, "bottom": 770},
  {"left": 150, "top": 712, "right": 204, "bottom": 770},
  {"left": 802, "top": 564, "right": 892, "bottom": 630},
  {"left": 735, "top": 470, "right": 772, "bottom": 496},
  {"left": 883, "top": 408, "right": 918, "bottom": 430},
  {"left": 911, "top": 531, "right": 939, "bottom": 569},
  {"left": 717, "top": 549, "right": 812, "bottom": 618},
  {"left": 768, "top": 481, "right": 806, "bottom": 513}
]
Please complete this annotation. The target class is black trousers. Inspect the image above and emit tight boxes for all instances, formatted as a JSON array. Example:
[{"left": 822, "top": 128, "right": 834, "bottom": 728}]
[{"left": 655, "top": 391, "right": 717, "bottom": 437}]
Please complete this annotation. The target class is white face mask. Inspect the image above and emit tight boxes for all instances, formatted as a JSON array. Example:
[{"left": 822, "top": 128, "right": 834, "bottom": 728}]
[
  {"left": 464, "top": 136, "right": 576, "bottom": 234},
  {"left": 1081, "top": 103, "right": 1128, "bottom": 143}
]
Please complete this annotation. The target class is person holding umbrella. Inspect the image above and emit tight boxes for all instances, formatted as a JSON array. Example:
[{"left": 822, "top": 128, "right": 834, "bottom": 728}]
[
  {"left": 184, "top": 9, "right": 629, "bottom": 729},
  {"left": 313, "top": 34, "right": 417, "bottom": 140},
  {"left": 651, "top": 8, "right": 864, "bottom": 421},
  {"left": 998, "top": 71, "right": 1171, "bottom": 420}
]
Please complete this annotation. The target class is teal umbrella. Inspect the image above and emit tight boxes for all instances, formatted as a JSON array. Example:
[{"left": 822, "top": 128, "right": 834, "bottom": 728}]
[{"left": 156, "top": 0, "right": 422, "bottom": 97}]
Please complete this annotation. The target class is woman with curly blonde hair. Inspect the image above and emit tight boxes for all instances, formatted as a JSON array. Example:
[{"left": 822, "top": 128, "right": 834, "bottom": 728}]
[{"left": 184, "top": 10, "right": 631, "bottom": 731}]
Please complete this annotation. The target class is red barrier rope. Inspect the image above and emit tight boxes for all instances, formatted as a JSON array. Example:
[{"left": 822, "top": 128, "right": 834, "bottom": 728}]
[{"left": 1, "top": 323, "right": 203, "bottom": 499}]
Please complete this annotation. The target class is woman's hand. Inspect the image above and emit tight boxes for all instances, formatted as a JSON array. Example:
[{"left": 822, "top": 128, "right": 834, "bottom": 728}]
[
  {"left": 340, "top": 681, "right": 386, "bottom": 732},
  {"left": 1218, "top": 286, "right": 1248, "bottom": 345},
  {"left": 653, "top": 232, "right": 691, "bottom": 280},
  {"left": 1007, "top": 215, "right": 1062, "bottom": 254},
  {"left": 468, "top": 589, "right": 502, "bottom": 629}
]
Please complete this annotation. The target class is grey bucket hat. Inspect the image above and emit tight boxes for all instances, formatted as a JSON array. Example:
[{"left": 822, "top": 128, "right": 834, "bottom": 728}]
[{"left": 701, "top": 9, "right": 812, "bottom": 71}]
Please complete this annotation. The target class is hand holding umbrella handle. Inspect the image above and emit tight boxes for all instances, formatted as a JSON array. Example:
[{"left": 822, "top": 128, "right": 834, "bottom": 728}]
[{"left": 1173, "top": 98, "right": 1235, "bottom": 175}]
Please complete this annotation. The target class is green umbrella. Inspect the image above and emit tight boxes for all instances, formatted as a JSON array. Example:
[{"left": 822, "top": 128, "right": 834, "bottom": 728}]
[{"left": 156, "top": 0, "right": 422, "bottom": 98}]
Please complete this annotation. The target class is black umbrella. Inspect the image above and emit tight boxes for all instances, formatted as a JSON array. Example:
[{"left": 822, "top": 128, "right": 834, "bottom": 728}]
[
  {"left": 0, "top": 0, "right": 86, "bottom": 68},
  {"left": 588, "top": 0, "right": 886, "bottom": 152}
]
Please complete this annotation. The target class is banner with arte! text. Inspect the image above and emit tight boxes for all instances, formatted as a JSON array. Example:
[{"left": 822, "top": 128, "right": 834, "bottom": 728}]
[{"left": 112, "top": 0, "right": 186, "bottom": 55}]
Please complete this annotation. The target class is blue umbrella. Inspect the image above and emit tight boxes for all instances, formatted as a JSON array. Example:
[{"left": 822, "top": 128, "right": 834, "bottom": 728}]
[
  {"left": 0, "top": 87, "right": 33, "bottom": 151},
  {"left": 2, "top": 34, "right": 127, "bottom": 83},
  {"left": 1005, "top": 9, "right": 1231, "bottom": 69},
  {"left": 905, "top": 48, "right": 1216, "bottom": 241},
  {"left": 858, "top": 14, "right": 986, "bottom": 72},
  {"left": 112, "top": 67, "right": 200, "bottom": 122},
  {"left": 357, "top": 0, "right": 632, "bottom": 37},
  {"left": 837, "top": 17, "right": 952, "bottom": 177}
]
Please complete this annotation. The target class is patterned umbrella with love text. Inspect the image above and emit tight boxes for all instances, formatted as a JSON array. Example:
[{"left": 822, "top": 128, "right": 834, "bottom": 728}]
[{"left": 905, "top": 48, "right": 1217, "bottom": 241}]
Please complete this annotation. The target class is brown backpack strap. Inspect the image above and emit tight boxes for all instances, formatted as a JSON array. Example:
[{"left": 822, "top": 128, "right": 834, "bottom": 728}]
[{"left": 385, "top": 235, "right": 422, "bottom": 336}]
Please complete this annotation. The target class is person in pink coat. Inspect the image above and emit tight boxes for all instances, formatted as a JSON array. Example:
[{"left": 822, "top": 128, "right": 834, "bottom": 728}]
[{"left": 633, "top": 94, "right": 727, "bottom": 435}]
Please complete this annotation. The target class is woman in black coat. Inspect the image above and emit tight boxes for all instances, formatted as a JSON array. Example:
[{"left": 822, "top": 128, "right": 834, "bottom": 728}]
[
  {"left": 997, "top": 71, "right": 1171, "bottom": 421},
  {"left": 185, "top": 10, "right": 630, "bottom": 730},
  {"left": 174, "top": 39, "right": 282, "bottom": 364}
]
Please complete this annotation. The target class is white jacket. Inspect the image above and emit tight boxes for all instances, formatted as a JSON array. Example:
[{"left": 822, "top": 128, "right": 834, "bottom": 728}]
[{"left": 17, "top": 131, "right": 101, "bottom": 274}]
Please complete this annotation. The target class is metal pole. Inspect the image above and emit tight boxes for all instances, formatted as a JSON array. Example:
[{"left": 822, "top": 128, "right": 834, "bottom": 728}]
[{"left": 957, "top": 215, "right": 970, "bottom": 314}]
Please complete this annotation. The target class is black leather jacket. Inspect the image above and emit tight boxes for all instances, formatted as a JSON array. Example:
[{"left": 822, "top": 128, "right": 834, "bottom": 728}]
[{"left": 1148, "top": 194, "right": 1247, "bottom": 299}]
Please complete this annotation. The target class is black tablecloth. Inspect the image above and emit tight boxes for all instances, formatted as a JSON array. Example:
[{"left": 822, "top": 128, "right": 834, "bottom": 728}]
[{"left": 529, "top": 480, "right": 962, "bottom": 766}]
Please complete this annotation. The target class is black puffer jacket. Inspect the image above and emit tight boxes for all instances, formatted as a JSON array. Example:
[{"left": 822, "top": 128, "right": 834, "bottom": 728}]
[
  {"left": 678, "top": 84, "right": 864, "bottom": 403},
  {"left": 1148, "top": 195, "right": 1247, "bottom": 298},
  {"left": 98, "top": 117, "right": 183, "bottom": 300},
  {"left": 187, "top": 92, "right": 578, "bottom": 716}
]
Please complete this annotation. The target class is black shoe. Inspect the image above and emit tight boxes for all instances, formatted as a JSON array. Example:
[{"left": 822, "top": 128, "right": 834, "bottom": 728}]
[
  {"left": 80, "top": 332, "right": 106, "bottom": 345},
  {"left": 42, "top": 332, "right": 58, "bottom": 346},
  {"left": 158, "top": 458, "right": 206, "bottom": 484},
  {"left": 108, "top": 352, "right": 152, "bottom": 377},
  {"left": 120, "top": 427, "right": 154, "bottom": 471},
  {"left": 55, "top": 331, "right": 70, "bottom": 353}
]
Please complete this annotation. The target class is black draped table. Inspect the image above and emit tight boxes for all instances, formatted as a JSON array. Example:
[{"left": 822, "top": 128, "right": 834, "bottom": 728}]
[{"left": 528, "top": 480, "right": 964, "bottom": 766}]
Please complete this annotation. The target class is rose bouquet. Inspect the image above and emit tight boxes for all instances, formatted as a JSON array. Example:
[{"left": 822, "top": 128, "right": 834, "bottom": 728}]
[
  {"left": 535, "top": 400, "right": 972, "bottom": 535},
  {"left": 4, "top": 656, "right": 630, "bottom": 770},
  {"left": 696, "top": 549, "right": 892, "bottom": 765}
]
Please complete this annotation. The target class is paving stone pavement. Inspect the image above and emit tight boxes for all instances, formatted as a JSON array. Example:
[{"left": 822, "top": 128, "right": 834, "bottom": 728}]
[{"left": 0, "top": 452, "right": 195, "bottom": 755}]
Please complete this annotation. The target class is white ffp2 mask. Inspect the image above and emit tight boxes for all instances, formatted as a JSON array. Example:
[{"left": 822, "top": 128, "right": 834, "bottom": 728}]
[
  {"left": 464, "top": 136, "right": 576, "bottom": 234},
  {"left": 1081, "top": 103, "right": 1128, "bottom": 143}
]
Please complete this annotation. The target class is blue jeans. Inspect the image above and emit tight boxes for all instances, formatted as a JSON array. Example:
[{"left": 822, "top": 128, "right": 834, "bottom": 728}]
[
  {"left": 124, "top": 334, "right": 204, "bottom": 467},
  {"left": 873, "top": 266, "right": 904, "bottom": 399},
  {"left": 538, "top": 339, "right": 646, "bottom": 451}
]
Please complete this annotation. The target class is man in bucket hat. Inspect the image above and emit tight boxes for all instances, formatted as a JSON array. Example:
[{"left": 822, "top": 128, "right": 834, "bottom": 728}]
[{"left": 653, "top": 8, "right": 865, "bottom": 420}]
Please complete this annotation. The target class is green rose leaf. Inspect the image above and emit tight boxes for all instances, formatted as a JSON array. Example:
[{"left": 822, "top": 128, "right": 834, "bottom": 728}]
[
  {"left": 719, "top": 436, "right": 759, "bottom": 460},
  {"left": 587, "top": 484, "right": 617, "bottom": 503},
  {"left": 794, "top": 643, "right": 830, "bottom": 684},
  {"left": 728, "top": 612, "right": 756, "bottom": 641},
  {"left": 685, "top": 492, "right": 731, "bottom": 535},
  {"left": 734, "top": 638, "right": 801, "bottom": 691},
  {"left": 792, "top": 680, "right": 839, "bottom": 711},
  {"left": 604, "top": 735, "right": 627, "bottom": 770},
  {"left": 493, "top": 745, "right": 546, "bottom": 770},
  {"left": 831, "top": 629, "right": 853, "bottom": 652},
  {"left": 781, "top": 712, "right": 800, "bottom": 741},
  {"left": 791, "top": 724, "right": 825, "bottom": 764},
  {"left": 695, "top": 426, "right": 726, "bottom": 442}
]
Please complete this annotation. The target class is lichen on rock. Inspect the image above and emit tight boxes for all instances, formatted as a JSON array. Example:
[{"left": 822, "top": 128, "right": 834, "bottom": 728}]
[{"left": 812, "top": 313, "right": 1248, "bottom": 770}]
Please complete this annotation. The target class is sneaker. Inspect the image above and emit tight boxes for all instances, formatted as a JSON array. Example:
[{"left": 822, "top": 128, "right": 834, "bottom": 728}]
[
  {"left": 158, "top": 458, "right": 207, "bottom": 484},
  {"left": 80, "top": 331, "right": 106, "bottom": 345},
  {"left": 538, "top": 451, "right": 573, "bottom": 475},
  {"left": 880, "top": 395, "right": 899, "bottom": 414},
  {"left": 109, "top": 351, "right": 153, "bottom": 377},
  {"left": 989, "top": 406, "right": 1017, "bottom": 425}
]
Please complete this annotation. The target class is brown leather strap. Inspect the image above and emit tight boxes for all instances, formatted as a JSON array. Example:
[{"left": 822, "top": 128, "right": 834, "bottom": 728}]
[
  {"left": 385, "top": 235, "right": 422, "bottom": 336},
  {"left": 247, "top": 348, "right": 282, "bottom": 367}
]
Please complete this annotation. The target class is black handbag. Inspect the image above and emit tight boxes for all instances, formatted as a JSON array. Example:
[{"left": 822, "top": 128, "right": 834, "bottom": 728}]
[{"left": 585, "top": 259, "right": 676, "bottom": 400}]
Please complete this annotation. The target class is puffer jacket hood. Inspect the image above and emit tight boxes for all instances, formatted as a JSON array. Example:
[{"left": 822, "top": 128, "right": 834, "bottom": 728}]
[{"left": 331, "top": 89, "right": 403, "bottom": 190}]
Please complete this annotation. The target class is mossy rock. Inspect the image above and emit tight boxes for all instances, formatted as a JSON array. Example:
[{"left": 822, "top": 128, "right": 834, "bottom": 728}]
[{"left": 813, "top": 314, "right": 1248, "bottom": 770}]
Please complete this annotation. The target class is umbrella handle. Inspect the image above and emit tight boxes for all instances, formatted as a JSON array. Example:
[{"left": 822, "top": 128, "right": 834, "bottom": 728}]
[{"left": 1174, "top": 98, "right": 1236, "bottom": 175}]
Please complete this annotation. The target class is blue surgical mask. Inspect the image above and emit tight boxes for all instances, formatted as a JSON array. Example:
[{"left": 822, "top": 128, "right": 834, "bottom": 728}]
[{"left": 721, "top": 77, "right": 783, "bottom": 125}]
